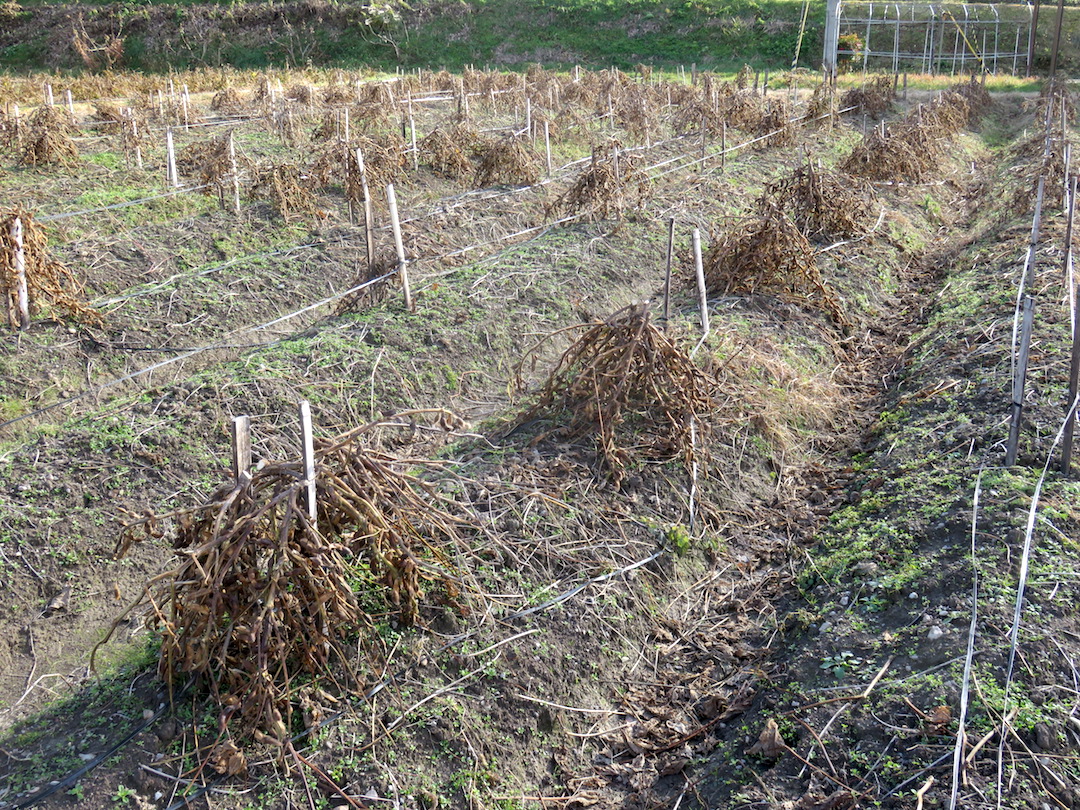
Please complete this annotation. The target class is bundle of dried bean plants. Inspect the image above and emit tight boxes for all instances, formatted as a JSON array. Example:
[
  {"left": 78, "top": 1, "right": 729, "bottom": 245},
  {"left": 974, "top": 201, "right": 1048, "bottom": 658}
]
[{"left": 98, "top": 420, "right": 471, "bottom": 741}]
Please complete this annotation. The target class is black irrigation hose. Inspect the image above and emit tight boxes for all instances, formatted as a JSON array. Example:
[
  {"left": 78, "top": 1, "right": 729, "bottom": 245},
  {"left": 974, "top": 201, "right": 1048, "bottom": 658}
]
[{"left": 2, "top": 678, "right": 197, "bottom": 810}]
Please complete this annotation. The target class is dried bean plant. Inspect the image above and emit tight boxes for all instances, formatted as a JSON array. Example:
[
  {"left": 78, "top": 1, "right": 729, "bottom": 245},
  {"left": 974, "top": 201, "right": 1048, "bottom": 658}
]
[
  {"left": 96, "top": 418, "right": 472, "bottom": 741},
  {"left": 510, "top": 304, "right": 717, "bottom": 483}
]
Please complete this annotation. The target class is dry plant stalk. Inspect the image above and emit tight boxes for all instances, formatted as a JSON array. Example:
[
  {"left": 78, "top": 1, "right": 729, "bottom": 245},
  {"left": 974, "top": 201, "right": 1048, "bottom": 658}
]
[
  {"left": 765, "top": 160, "right": 875, "bottom": 241},
  {"left": 20, "top": 104, "right": 78, "bottom": 166},
  {"left": 249, "top": 162, "right": 318, "bottom": 221},
  {"left": 841, "top": 76, "right": 895, "bottom": 119},
  {"left": 511, "top": 304, "right": 716, "bottom": 482},
  {"left": 92, "top": 101, "right": 126, "bottom": 133},
  {"left": 0, "top": 107, "right": 22, "bottom": 150},
  {"left": 701, "top": 201, "right": 847, "bottom": 327},
  {"left": 0, "top": 208, "right": 102, "bottom": 328},
  {"left": 98, "top": 423, "right": 470, "bottom": 741},
  {"left": 474, "top": 136, "right": 541, "bottom": 188},
  {"left": 319, "top": 134, "right": 405, "bottom": 200},
  {"left": 547, "top": 140, "right": 650, "bottom": 221}
]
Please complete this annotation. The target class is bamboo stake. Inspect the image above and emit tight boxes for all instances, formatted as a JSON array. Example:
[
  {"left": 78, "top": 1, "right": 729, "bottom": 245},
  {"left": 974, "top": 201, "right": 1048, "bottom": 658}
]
[
  {"left": 386, "top": 183, "right": 412, "bottom": 311},
  {"left": 407, "top": 100, "right": 418, "bottom": 172},
  {"left": 64, "top": 89, "right": 75, "bottom": 124},
  {"left": 721, "top": 122, "right": 726, "bottom": 172}
]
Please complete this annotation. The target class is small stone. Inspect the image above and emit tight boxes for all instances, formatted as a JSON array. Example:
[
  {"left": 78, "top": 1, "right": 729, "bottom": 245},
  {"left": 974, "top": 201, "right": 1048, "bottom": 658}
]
[
  {"left": 142, "top": 708, "right": 155, "bottom": 720},
  {"left": 927, "top": 626, "right": 945, "bottom": 641},
  {"left": 908, "top": 592, "right": 919, "bottom": 600},
  {"left": 853, "top": 561, "right": 879, "bottom": 576},
  {"left": 839, "top": 594, "right": 850, "bottom": 606},
  {"left": 818, "top": 621, "right": 833, "bottom": 633},
  {"left": 79, "top": 753, "right": 95, "bottom": 762}
]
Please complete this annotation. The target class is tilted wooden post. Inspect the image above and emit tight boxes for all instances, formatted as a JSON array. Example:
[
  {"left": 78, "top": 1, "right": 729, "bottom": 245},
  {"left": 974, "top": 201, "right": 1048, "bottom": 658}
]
[
  {"left": 543, "top": 121, "right": 552, "bottom": 177},
  {"left": 386, "top": 183, "right": 413, "bottom": 311}
]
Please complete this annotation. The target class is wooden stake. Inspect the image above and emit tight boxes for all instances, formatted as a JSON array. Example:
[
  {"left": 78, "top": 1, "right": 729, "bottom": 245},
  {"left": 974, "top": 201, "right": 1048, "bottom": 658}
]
[
  {"left": 692, "top": 228, "right": 708, "bottom": 336},
  {"left": 165, "top": 127, "right": 179, "bottom": 188},
  {"left": 386, "top": 183, "right": 412, "bottom": 311},
  {"left": 663, "top": 218, "right": 675, "bottom": 325},
  {"left": 525, "top": 97, "right": 532, "bottom": 139},
  {"left": 181, "top": 84, "right": 190, "bottom": 130},
  {"left": 407, "top": 100, "right": 418, "bottom": 172},
  {"left": 342, "top": 106, "right": 350, "bottom": 143},
  {"left": 700, "top": 113, "right": 708, "bottom": 162},
  {"left": 720, "top": 122, "right": 727, "bottom": 172},
  {"left": 1062, "top": 283, "right": 1080, "bottom": 475},
  {"left": 64, "top": 89, "right": 75, "bottom": 124},
  {"left": 299, "top": 401, "right": 317, "bottom": 522},
  {"left": 1006, "top": 296, "right": 1035, "bottom": 466},
  {"left": 11, "top": 216, "right": 29, "bottom": 330},
  {"left": 543, "top": 120, "right": 552, "bottom": 177},
  {"left": 356, "top": 147, "right": 375, "bottom": 270},
  {"left": 1067, "top": 175, "right": 1077, "bottom": 336},
  {"left": 44, "top": 83, "right": 53, "bottom": 107},
  {"left": 229, "top": 131, "right": 241, "bottom": 216},
  {"left": 231, "top": 415, "right": 251, "bottom": 484}
]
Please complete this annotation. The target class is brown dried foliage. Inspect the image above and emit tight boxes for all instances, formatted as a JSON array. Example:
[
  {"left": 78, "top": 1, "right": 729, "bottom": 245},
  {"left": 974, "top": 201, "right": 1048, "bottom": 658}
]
[
  {"left": 841, "top": 76, "right": 895, "bottom": 119},
  {"left": 511, "top": 304, "right": 717, "bottom": 482},
  {"left": 0, "top": 208, "right": 102, "bottom": 328},
  {"left": 20, "top": 105, "right": 78, "bottom": 166},
  {"left": 100, "top": 424, "right": 470, "bottom": 740},
  {"left": 805, "top": 82, "right": 838, "bottom": 126},
  {"left": 177, "top": 131, "right": 247, "bottom": 192},
  {"left": 755, "top": 98, "right": 794, "bottom": 147},
  {"left": 548, "top": 141, "right": 650, "bottom": 221},
  {"left": 701, "top": 201, "right": 846, "bottom": 327},
  {"left": 418, "top": 125, "right": 479, "bottom": 181},
  {"left": 765, "top": 160, "right": 875, "bottom": 241},
  {"left": 210, "top": 87, "right": 245, "bottom": 114},
  {"left": 249, "top": 163, "right": 318, "bottom": 221},
  {"left": 473, "top": 136, "right": 541, "bottom": 189}
]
